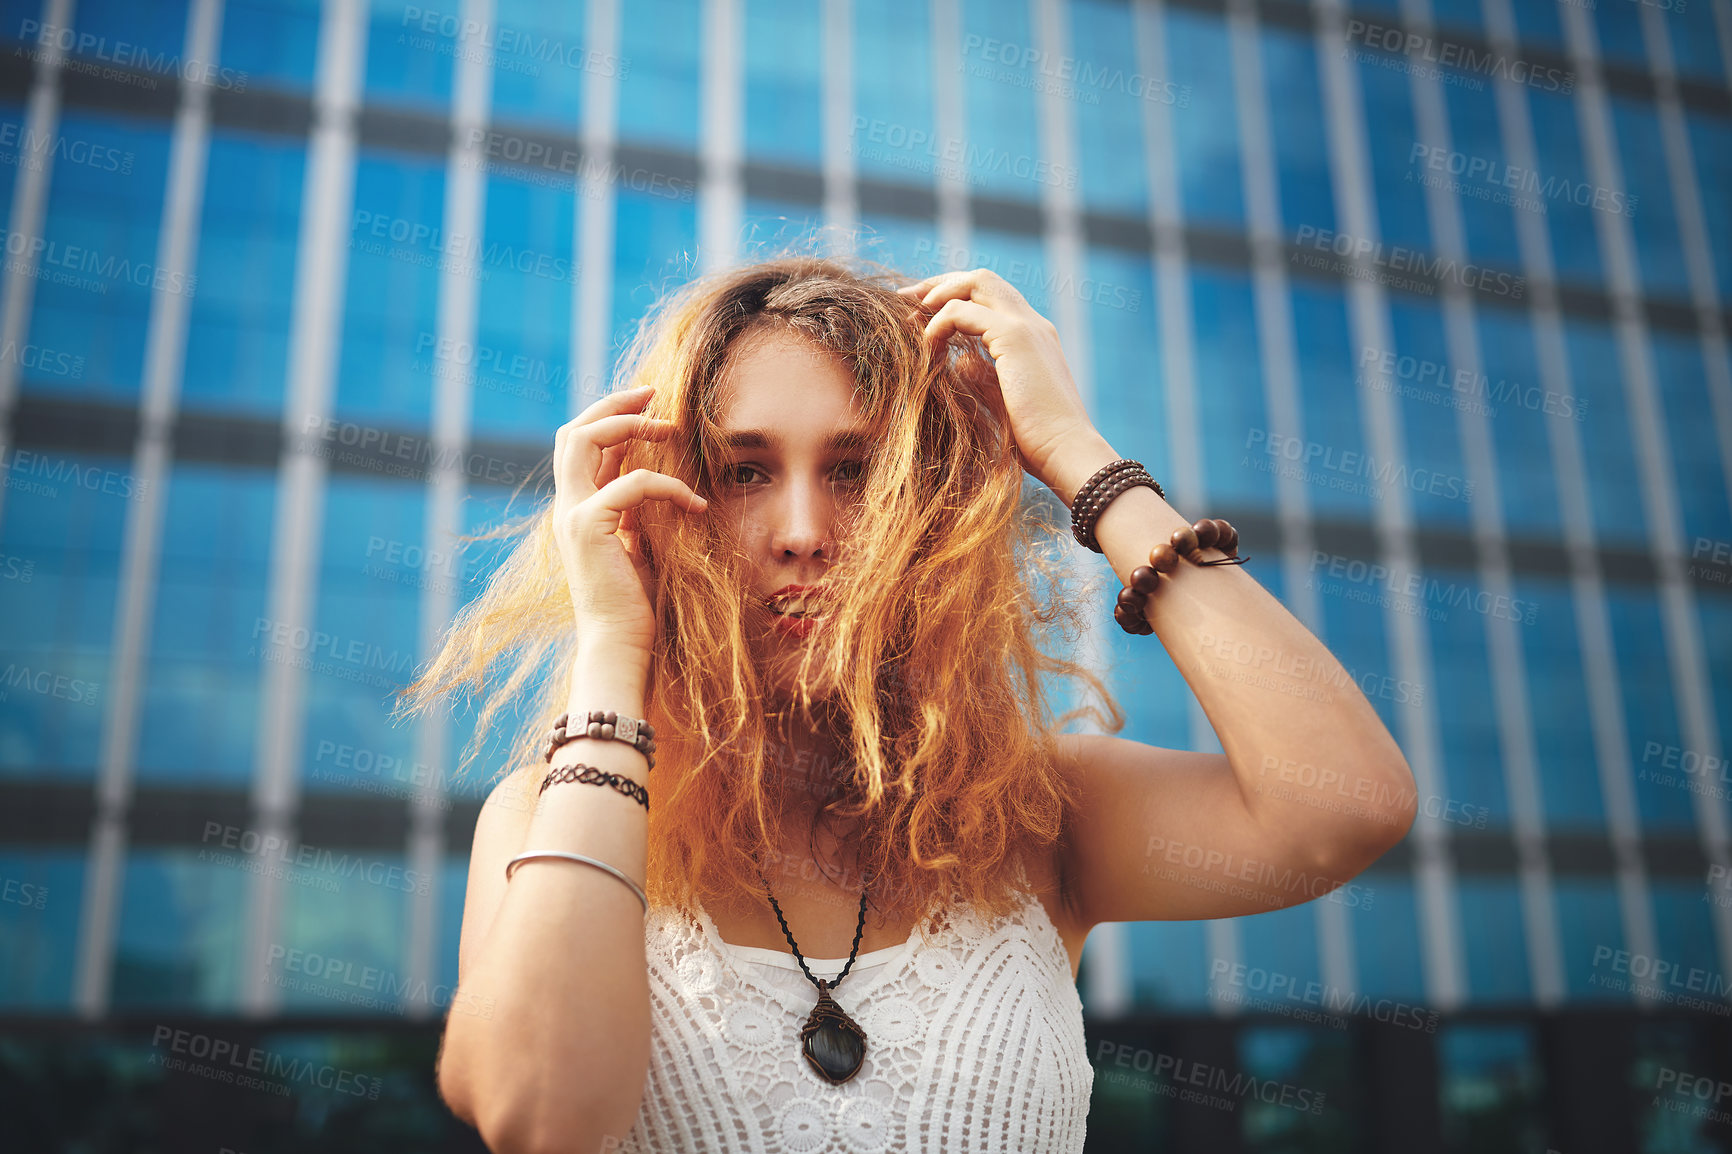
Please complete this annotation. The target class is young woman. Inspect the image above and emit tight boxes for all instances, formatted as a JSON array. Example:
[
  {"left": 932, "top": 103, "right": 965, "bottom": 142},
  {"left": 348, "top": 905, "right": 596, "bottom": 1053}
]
[{"left": 405, "top": 254, "right": 1417, "bottom": 1153}]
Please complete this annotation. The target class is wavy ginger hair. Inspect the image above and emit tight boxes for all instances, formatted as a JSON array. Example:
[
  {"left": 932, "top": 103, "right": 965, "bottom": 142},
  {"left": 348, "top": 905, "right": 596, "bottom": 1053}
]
[{"left": 400, "top": 252, "right": 1125, "bottom": 937}]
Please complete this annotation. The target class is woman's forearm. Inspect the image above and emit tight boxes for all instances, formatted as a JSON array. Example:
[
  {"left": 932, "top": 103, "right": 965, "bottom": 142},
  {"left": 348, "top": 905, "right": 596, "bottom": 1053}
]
[{"left": 1048, "top": 435, "right": 1418, "bottom": 872}]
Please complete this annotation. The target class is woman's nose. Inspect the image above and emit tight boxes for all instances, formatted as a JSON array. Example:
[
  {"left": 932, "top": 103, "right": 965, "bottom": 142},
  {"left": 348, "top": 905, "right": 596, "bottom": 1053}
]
[{"left": 773, "top": 477, "right": 835, "bottom": 558}]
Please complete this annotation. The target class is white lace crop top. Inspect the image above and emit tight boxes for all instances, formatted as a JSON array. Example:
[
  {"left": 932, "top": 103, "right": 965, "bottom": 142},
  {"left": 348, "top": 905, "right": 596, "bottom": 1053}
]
[{"left": 614, "top": 883, "right": 1094, "bottom": 1153}]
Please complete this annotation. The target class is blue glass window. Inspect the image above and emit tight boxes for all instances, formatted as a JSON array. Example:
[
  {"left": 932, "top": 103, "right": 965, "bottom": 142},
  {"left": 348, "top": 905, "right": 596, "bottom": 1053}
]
[
  {"left": 1696, "top": 596, "right": 1732, "bottom": 835},
  {"left": 855, "top": 214, "right": 940, "bottom": 279},
  {"left": 1591, "top": 0, "right": 1650, "bottom": 71},
  {"left": 22, "top": 113, "right": 174, "bottom": 401},
  {"left": 1611, "top": 98, "right": 1689, "bottom": 298},
  {"left": 273, "top": 851, "right": 414, "bottom": 1015},
  {"left": 1263, "top": 29, "right": 1334, "bottom": 236},
  {"left": 0, "top": 849, "right": 83, "bottom": 1009},
  {"left": 72, "top": 0, "right": 189, "bottom": 61},
  {"left": 468, "top": 171, "right": 579, "bottom": 439},
  {"left": 221, "top": 0, "right": 321, "bottom": 89},
  {"left": 1555, "top": 877, "right": 1629, "bottom": 1001},
  {"left": 1457, "top": 877, "right": 1531, "bottom": 1004},
  {"left": 1125, "top": 918, "right": 1210, "bottom": 1009},
  {"left": 1350, "top": 873, "right": 1428, "bottom": 1000},
  {"left": 1069, "top": 0, "right": 1150, "bottom": 217},
  {"left": 1355, "top": 52, "right": 1430, "bottom": 254},
  {"left": 112, "top": 848, "right": 245, "bottom": 1009},
  {"left": 1166, "top": 9, "right": 1243, "bottom": 228},
  {"left": 182, "top": 133, "right": 305, "bottom": 415},
  {"left": 1389, "top": 298, "right": 1473, "bottom": 531},
  {"left": 1562, "top": 319, "right": 1645, "bottom": 548},
  {"left": 744, "top": 0, "right": 820, "bottom": 166},
  {"left": 1688, "top": 111, "right": 1732, "bottom": 300},
  {"left": 1650, "top": 330, "right": 1732, "bottom": 549},
  {"left": 1193, "top": 268, "right": 1271, "bottom": 508},
  {"left": 1478, "top": 307, "right": 1562, "bottom": 537},
  {"left": 610, "top": 189, "right": 698, "bottom": 358},
  {"left": 1526, "top": 87, "right": 1606, "bottom": 288},
  {"left": 1517, "top": 577, "right": 1608, "bottom": 831},
  {"left": 852, "top": 0, "right": 934, "bottom": 189},
  {"left": 1606, "top": 586, "right": 1695, "bottom": 831},
  {"left": 1439, "top": 80, "right": 1522, "bottom": 270},
  {"left": 299, "top": 476, "right": 426, "bottom": 797},
  {"left": 337, "top": 153, "right": 446, "bottom": 427},
  {"left": 1428, "top": 578, "right": 1511, "bottom": 827},
  {"left": 0, "top": 452, "right": 131, "bottom": 778},
  {"left": 365, "top": 0, "right": 453, "bottom": 108},
  {"left": 1236, "top": 903, "right": 1323, "bottom": 1009},
  {"left": 1438, "top": 1023, "right": 1548, "bottom": 1151},
  {"left": 137, "top": 465, "right": 275, "bottom": 784},
  {"left": 1087, "top": 247, "right": 1163, "bottom": 472},
  {"left": 617, "top": 0, "right": 700, "bottom": 150},
  {"left": 959, "top": 0, "right": 1044, "bottom": 203},
  {"left": 488, "top": 0, "right": 591, "bottom": 130},
  {"left": 1293, "top": 281, "right": 1374, "bottom": 522},
  {"left": 1648, "top": 879, "right": 1726, "bottom": 1007}
]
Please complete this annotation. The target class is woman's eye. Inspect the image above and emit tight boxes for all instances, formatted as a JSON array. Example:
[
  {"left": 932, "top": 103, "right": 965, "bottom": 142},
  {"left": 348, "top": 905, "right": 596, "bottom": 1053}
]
[
  {"left": 726, "top": 464, "right": 764, "bottom": 485},
  {"left": 833, "top": 459, "right": 866, "bottom": 484}
]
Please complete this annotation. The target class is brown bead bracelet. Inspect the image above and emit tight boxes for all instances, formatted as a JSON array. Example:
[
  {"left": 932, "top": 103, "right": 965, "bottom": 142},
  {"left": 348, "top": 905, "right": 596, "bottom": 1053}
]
[
  {"left": 1069, "top": 458, "right": 1166, "bottom": 553},
  {"left": 1113, "top": 518, "right": 1250, "bottom": 635},
  {"left": 545, "top": 710, "right": 657, "bottom": 770}
]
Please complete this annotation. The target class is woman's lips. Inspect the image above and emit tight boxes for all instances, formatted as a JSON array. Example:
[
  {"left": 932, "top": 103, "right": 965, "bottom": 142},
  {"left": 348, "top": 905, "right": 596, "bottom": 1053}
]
[{"left": 764, "top": 600, "right": 824, "bottom": 638}]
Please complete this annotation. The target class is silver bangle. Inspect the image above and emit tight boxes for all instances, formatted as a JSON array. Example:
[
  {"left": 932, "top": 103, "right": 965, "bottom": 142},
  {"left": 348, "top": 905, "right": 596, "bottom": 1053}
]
[{"left": 504, "top": 850, "right": 648, "bottom": 914}]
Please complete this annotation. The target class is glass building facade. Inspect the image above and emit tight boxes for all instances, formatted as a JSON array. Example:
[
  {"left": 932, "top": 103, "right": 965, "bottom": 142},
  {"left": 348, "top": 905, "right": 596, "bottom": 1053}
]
[{"left": 0, "top": 0, "right": 1729, "bottom": 1150}]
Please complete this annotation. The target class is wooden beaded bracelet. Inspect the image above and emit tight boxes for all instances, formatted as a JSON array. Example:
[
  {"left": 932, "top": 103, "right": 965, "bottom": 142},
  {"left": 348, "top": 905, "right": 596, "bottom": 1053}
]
[
  {"left": 1113, "top": 518, "right": 1250, "bottom": 635},
  {"left": 545, "top": 710, "right": 657, "bottom": 770},
  {"left": 1069, "top": 458, "right": 1166, "bottom": 553}
]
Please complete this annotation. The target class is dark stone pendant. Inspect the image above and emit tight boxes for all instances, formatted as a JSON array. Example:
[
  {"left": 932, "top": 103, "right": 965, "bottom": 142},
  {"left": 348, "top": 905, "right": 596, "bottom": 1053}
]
[{"left": 799, "top": 979, "right": 867, "bottom": 1084}]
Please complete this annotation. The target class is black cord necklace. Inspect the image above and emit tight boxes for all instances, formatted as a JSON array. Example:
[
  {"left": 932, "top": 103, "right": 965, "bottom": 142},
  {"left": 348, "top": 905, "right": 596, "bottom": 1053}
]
[{"left": 757, "top": 867, "right": 871, "bottom": 1085}]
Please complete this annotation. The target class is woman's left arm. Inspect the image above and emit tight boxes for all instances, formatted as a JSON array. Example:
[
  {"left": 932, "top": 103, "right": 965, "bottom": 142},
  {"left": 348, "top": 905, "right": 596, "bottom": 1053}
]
[{"left": 901, "top": 269, "right": 1417, "bottom": 927}]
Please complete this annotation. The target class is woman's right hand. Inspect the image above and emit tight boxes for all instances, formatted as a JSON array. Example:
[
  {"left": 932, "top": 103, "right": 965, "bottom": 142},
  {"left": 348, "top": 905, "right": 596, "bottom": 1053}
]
[{"left": 553, "top": 384, "right": 709, "bottom": 659}]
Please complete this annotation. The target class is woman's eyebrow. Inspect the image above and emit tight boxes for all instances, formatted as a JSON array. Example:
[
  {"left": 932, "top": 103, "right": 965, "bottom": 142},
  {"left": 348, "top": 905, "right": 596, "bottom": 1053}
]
[{"left": 715, "top": 428, "right": 875, "bottom": 454}]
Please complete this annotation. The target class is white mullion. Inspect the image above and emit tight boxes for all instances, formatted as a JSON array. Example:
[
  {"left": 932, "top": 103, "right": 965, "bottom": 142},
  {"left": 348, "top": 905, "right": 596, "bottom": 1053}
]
[
  {"left": 932, "top": 0, "right": 969, "bottom": 257},
  {"left": 0, "top": 0, "right": 74, "bottom": 531},
  {"left": 1563, "top": 0, "right": 1732, "bottom": 984},
  {"left": 1398, "top": 0, "right": 1563, "bottom": 1008},
  {"left": 404, "top": 0, "right": 493, "bottom": 1022},
  {"left": 573, "top": 0, "right": 620, "bottom": 416},
  {"left": 73, "top": 0, "right": 222, "bottom": 1017},
  {"left": 821, "top": 0, "right": 857, "bottom": 251},
  {"left": 699, "top": 0, "right": 743, "bottom": 272},
  {"left": 1033, "top": 0, "right": 1126, "bottom": 1018},
  {"left": 1226, "top": 0, "right": 1358, "bottom": 999},
  {"left": 242, "top": 0, "right": 367, "bottom": 1015},
  {"left": 1480, "top": 0, "right": 1661, "bottom": 1006},
  {"left": 1314, "top": 0, "right": 1463, "bottom": 1010},
  {"left": 1132, "top": 0, "right": 1241, "bottom": 1016},
  {"left": 1631, "top": 0, "right": 1732, "bottom": 969}
]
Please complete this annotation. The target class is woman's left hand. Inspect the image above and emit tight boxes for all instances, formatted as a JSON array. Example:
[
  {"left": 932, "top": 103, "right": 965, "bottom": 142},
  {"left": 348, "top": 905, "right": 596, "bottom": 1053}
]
[{"left": 898, "top": 268, "right": 1112, "bottom": 499}]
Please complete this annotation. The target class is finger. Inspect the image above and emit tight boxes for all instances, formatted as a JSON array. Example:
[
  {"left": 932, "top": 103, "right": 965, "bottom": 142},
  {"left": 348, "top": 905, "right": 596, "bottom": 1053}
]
[
  {"left": 923, "top": 297, "right": 999, "bottom": 346},
  {"left": 557, "top": 413, "right": 677, "bottom": 503},
  {"left": 583, "top": 469, "right": 709, "bottom": 534},
  {"left": 555, "top": 386, "right": 656, "bottom": 484},
  {"left": 915, "top": 268, "right": 1025, "bottom": 314},
  {"left": 597, "top": 442, "right": 625, "bottom": 490}
]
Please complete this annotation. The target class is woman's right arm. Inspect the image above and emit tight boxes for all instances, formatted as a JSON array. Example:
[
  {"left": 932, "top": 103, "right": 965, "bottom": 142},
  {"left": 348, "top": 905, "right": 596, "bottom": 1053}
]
[
  {"left": 437, "top": 646, "right": 654, "bottom": 1154},
  {"left": 437, "top": 384, "right": 707, "bottom": 1154}
]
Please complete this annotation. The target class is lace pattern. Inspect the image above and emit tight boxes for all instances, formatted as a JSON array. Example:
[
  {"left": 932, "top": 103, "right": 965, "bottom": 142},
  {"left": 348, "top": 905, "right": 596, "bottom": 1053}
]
[{"left": 614, "top": 879, "right": 1092, "bottom": 1153}]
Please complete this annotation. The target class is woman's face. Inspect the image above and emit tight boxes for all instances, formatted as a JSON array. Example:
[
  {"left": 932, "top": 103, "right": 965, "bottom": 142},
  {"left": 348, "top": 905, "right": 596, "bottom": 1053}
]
[{"left": 710, "top": 327, "right": 873, "bottom": 697}]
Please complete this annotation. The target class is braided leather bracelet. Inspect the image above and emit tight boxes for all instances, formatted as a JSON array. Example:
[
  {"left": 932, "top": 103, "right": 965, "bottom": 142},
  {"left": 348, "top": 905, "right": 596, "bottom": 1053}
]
[
  {"left": 1069, "top": 458, "right": 1166, "bottom": 553},
  {"left": 540, "top": 762, "right": 650, "bottom": 811}
]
